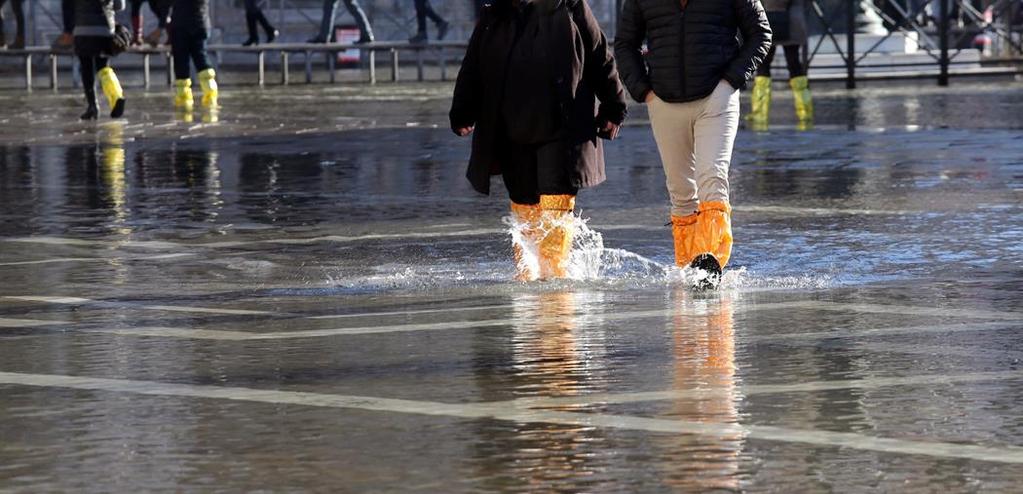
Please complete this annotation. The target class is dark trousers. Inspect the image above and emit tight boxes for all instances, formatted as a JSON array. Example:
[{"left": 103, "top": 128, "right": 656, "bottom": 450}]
[
  {"left": 244, "top": 0, "right": 275, "bottom": 39},
  {"left": 414, "top": 0, "right": 445, "bottom": 33},
  {"left": 319, "top": 0, "right": 373, "bottom": 41},
  {"left": 75, "top": 36, "right": 111, "bottom": 106},
  {"left": 498, "top": 135, "right": 577, "bottom": 205},
  {"left": 61, "top": 0, "right": 74, "bottom": 33},
  {"left": 130, "top": 0, "right": 169, "bottom": 27},
  {"left": 758, "top": 44, "right": 805, "bottom": 78},
  {"left": 0, "top": 0, "right": 24, "bottom": 39},
  {"left": 172, "top": 30, "right": 211, "bottom": 80}
]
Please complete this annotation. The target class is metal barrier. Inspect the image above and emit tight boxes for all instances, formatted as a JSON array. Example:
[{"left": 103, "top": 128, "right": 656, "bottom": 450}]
[
  {"left": 0, "top": 41, "right": 468, "bottom": 91},
  {"left": 809, "top": 0, "right": 1023, "bottom": 88}
]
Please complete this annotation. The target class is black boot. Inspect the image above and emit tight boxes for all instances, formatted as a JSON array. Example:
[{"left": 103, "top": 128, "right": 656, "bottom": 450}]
[
  {"left": 110, "top": 98, "right": 125, "bottom": 119},
  {"left": 409, "top": 31, "right": 427, "bottom": 44},
  {"left": 689, "top": 254, "right": 722, "bottom": 290},
  {"left": 242, "top": 36, "right": 259, "bottom": 46},
  {"left": 265, "top": 28, "right": 279, "bottom": 43},
  {"left": 81, "top": 103, "right": 99, "bottom": 120},
  {"left": 436, "top": 21, "right": 449, "bottom": 41}
]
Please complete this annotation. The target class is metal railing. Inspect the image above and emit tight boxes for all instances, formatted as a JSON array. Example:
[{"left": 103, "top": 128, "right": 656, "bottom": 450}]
[
  {"left": 0, "top": 41, "right": 468, "bottom": 91},
  {"left": 808, "top": 0, "right": 1023, "bottom": 88}
]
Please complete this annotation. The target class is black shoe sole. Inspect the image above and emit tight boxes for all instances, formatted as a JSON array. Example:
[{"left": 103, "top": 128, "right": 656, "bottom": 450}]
[
  {"left": 110, "top": 98, "right": 125, "bottom": 118},
  {"left": 689, "top": 254, "right": 722, "bottom": 290},
  {"left": 80, "top": 108, "right": 98, "bottom": 120}
]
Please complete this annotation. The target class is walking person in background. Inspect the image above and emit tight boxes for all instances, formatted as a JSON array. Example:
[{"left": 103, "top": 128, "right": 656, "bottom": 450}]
[
  {"left": 450, "top": 0, "right": 626, "bottom": 281},
  {"left": 615, "top": 0, "right": 771, "bottom": 285},
  {"left": 409, "top": 0, "right": 449, "bottom": 43},
  {"left": 242, "top": 0, "right": 279, "bottom": 46},
  {"left": 170, "top": 0, "right": 218, "bottom": 111},
  {"left": 0, "top": 0, "right": 25, "bottom": 49},
  {"left": 53, "top": 0, "right": 77, "bottom": 49},
  {"left": 747, "top": 0, "right": 813, "bottom": 129},
  {"left": 73, "top": 0, "right": 127, "bottom": 120},
  {"left": 309, "top": 0, "right": 374, "bottom": 44},
  {"left": 128, "top": 0, "right": 170, "bottom": 46}
]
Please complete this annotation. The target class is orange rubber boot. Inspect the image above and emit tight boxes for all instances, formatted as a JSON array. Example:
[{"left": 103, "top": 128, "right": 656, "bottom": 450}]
[
  {"left": 671, "top": 201, "right": 733, "bottom": 269},
  {"left": 510, "top": 195, "right": 576, "bottom": 281}
]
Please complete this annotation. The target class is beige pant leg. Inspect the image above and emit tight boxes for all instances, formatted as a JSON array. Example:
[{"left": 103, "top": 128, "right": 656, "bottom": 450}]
[
  {"left": 693, "top": 80, "right": 740, "bottom": 205},
  {"left": 648, "top": 94, "right": 699, "bottom": 217}
]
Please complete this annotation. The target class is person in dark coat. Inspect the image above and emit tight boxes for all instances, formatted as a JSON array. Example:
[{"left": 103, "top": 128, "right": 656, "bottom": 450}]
[
  {"left": 615, "top": 0, "right": 771, "bottom": 283},
  {"left": 748, "top": 0, "right": 813, "bottom": 127},
  {"left": 242, "top": 0, "right": 279, "bottom": 46},
  {"left": 73, "top": 0, "right": 127, "bottom": 120},
  {"left": 450, "top": 0, "right": 627, "bottom": 281},
  {"left": 128, "top": 0, "right": 170, "bottom": 45},
  {"left": 169, "top": 0, "right": 218, "bottom": 110},
  {"left": 0, "top": 0, "right": 25, "bottom": 49}
]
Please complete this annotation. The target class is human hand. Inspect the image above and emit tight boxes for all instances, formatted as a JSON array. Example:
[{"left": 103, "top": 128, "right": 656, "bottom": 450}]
[
  {"left": 598, "top": 120, "right": 620, "bottom": 140},
  {"left": 454, "top": 126, "right": 474, "bottom": 137},
  {"left": 644, "top": 91, "right": 657, "bottom": 103}
]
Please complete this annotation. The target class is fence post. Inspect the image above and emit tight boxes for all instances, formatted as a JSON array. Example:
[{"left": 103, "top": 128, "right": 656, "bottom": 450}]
[
  {"left": 281, "top": 51, "right": 290, "bottom": 85},
  {"left": 938, "top": 0, "right": 950, "bottom": 86},
  {"left": 25, "top": 55, "right": 33, "bottom": 91},
  {"left": 846, "top": 0, "right": 856, "bottom": 89},
  {"left": 50, "top": 54, "right": 59, "bottom": 91}
]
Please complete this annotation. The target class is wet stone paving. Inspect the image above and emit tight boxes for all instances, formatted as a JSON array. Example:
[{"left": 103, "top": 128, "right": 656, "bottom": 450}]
[{"left": 0, "top": 81, "right": 1022, "bottom": 492}]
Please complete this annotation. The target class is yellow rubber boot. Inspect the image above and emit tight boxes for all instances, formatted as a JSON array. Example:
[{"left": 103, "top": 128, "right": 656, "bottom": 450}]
[
  {"left": 97, "top": 67, "right": 125, "bottom": 118},
  {"left": 198, "top": 68, "right": 219, "bottom": 109},
  {"left": 174, "top": 79, "right": 194, "bottom": 110},
  {"left": 746, "top": 75, "right": 771, "bottom": 130},
  {"left": 672, "top": 201, "right": 733, "bottom": 269},
  {"left": 537, "top": 194, "right": 576, "bottom": 280},
  {"left": 790, "top": 75, "right": 814, "bottom": 122}
]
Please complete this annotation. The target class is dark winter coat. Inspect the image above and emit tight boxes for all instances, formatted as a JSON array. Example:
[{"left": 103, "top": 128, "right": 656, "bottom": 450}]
[
  {"left": 614, "top": 0, "right": 773, "bottom": 103},
  {"left": 762, "top": 0, "right": 807, "bottom": 46},
  {"left": 450, "top": 0, "right": 628, "bottom": 196},
  {"left": 73, "top": 0, "right": 124, "bottom": 37},
  {"left": 171, "top": 0, "right": 211, "bottom": 33}
]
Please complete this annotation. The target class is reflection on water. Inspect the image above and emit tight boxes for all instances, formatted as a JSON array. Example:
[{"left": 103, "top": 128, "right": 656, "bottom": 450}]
[{"left": 659, "top": 289, "right": 742, "bottom": 491}]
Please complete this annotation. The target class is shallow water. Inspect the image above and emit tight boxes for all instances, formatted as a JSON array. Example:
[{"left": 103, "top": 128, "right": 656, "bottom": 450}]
[{"left": 0, "top": 82, "right": 1022, "bottom": 492}]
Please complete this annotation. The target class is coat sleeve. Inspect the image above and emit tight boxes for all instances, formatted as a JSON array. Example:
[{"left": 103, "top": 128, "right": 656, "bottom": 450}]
[
  {"left": 722, "top": 0, "right": 773, "bottom": 90},
  {"left": 613, "top": 0, "right": 651, "bottom": 103},
  {"left": 571, "top": 0, "right": 627, "bottom": 124},
  {"left": 449, "top": 16, "right": 486, "bottom": 131}
]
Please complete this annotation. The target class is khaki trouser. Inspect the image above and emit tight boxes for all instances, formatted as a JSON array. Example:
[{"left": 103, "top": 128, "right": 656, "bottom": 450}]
[{"left": 647, "top": 80, "right": 740, "bottom": 217}]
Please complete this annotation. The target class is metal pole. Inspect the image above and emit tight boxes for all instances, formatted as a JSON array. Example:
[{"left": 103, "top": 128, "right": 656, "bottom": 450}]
[
  {"left": 258, "top": 51, "right": 266, "bottom": 86},
  {"left": 50, "top": 55, "right": 58, "bottom": 91},
  {"left": 328, "top": 50, "right": 336, "bottom": 83},
  {"left": 416, "top": 49, "right": 424, "bottom": 81},
  {"left": 167, "top": 53, "right": 174, "bottom": 86},
  {"left": 439, "top": 48, "right": 446, "bottom": 81},
  {"left": 369, "top": 49, "right": 377, "bottom": 84},
  {"left": 25, "top": 55, "right": 33, "bottom": 91},
  {"left": 305, "top": 51, "right": 313, "bottom": 83},
  {"left": 846, "top": 0, "right": 856, "bottom": 89},
  {"left": 281, "top": 51, "right": 290, "bottom": 85},
  {"left": 938, "top": 0, "right": 950, "bottom": 86},
  {"left": 143, "top": 54, "right": 151, "bottom": 89},
  {"left": 391, "top": 49, "right": 399, "bottom": 82}
]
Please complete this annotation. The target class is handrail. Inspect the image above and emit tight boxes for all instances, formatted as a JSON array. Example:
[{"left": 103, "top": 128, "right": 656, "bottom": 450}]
[{"left": 0, "top": 41, "right": 471, "bottom": 91}]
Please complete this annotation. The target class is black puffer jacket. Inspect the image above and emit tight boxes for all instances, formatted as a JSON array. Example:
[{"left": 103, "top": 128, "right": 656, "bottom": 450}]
[{"left": 614, "top": 0, "right": 772, "bottom": 103}]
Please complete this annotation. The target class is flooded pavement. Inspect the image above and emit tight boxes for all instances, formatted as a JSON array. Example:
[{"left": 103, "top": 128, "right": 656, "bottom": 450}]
[{"left": 1, "top": 81, "right": 1023, "bottom": 492}]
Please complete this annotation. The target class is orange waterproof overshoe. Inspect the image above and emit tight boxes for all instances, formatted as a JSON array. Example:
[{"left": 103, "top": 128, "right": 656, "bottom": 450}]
[
  {"left": 511, "top": 195, "right": 576, "bottom": 281},
  {"left": 671, "top": 200, "right": 733, "bottom": 269}
]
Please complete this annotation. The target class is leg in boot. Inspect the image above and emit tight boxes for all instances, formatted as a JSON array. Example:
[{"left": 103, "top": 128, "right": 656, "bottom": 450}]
[
  {"left": 410, "top": 0, "right": 429, "bottom": 42},
  {"left": 671, "top": 212, "right": 699, "bottom": 267},
  {"left": 242, "top": 2, "right": 260, "bottom": 46},
  {"left": 9, "top": 0, "right": 24, "bottom": 49},
  {"left": 692, "top": 80, "right": 739, "bottom": 268},
  {"left": 790, "top": 75, "right": 814, "bottom": 123},
  {"left": 510, "top": 201, "right": 542, "bottom": 282},
  {"left": 174, "top": 79, "right": 194, "bottom": 110},
  {"left": 344, "top": 0, "right": 375, "bottom": 42},
  {"left": 536, "top": 194, "right": 576, "bottom": 279},
  {"left": 97, "top": 64, "right": 126, "bottom": 118},
  {"left": 694, "top": 201, "right": 733, "bottom": 269},
  {"left": 198, "top": 68, "right": 218, "bottom": 109},
  {"left": 747, "top": 76, "right": 771, "bottom": 130},
  {"left": 79, "top": 56, "right": 99, "bottom": 120}
]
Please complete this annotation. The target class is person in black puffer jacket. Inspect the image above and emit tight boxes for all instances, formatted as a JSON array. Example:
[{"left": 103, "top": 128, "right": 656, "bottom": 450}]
[
  {"left": 614, "top": 0, "right": 771, "bottom": 285},
  {"left": 73, "top": 0, "right": 127, "bottom": 120}
]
